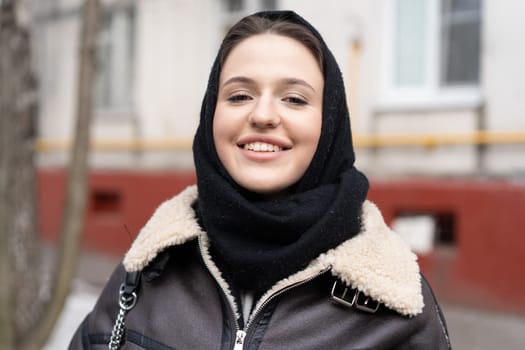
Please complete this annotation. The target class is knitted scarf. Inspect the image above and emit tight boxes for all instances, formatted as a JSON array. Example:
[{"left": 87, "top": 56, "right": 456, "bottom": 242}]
[{"left": 192, "top": 11, "right": 369, "bottom": 293}]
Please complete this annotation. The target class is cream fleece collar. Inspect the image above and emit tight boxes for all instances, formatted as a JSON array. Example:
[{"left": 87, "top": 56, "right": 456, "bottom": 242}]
[{"left": 123, "top": 185, "right": 423, "bottom": 316}]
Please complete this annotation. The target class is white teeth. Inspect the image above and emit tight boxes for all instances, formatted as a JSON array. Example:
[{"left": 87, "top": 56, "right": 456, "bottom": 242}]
[{"left": 243, "top": 142, "right": 282, "bottom": 152}]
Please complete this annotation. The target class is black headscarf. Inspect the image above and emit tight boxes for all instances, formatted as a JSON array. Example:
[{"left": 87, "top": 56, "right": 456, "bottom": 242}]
[{"left": 192, "top": 11, "right": 369, "bottom": 293}]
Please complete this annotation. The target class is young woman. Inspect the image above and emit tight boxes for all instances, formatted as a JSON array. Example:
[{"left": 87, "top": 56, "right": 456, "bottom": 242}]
[{"left": 70, "top": 11, "right": 451, "bottom": 350}]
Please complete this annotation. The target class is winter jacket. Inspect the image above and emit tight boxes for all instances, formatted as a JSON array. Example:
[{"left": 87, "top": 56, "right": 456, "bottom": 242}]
[{"left": 69, "top": 186, "right": 451, "bottom": 349}]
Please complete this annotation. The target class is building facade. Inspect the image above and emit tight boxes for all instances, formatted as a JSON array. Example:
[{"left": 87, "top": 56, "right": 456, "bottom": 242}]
[{"left": 32, "top": 0, "right": 525, "bottom": 313}]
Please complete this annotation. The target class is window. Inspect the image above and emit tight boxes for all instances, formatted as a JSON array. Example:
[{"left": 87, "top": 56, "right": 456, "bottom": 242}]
[
  {"left": 225, "top": 0, "right": 244, "bottom": 12},
  {"left": 220, "top": 0, "right": 278, "bottom": 36},
  {"left": 394, "top": 0, "right": 428, "bottom": 86},
  {"left": 95, "top": 5, "right": 135, "bottom": 113},
  {"left": 261, "top": 0, "right": 277, "bottom": 10},
  {"left": 381, "top": 0, "right": 481, "bottom": 107},
  {"left": 392, "top": 211, "right": 456, "bottom": 254},
  {"left": 222, "top": 0, "right": 277, "bottom": 12},
  {"left": 440, "top": 0, "right": 481, "bottom": 85}
]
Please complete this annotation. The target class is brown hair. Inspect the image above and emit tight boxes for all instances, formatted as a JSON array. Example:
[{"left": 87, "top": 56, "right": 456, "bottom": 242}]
[{"left": 220, "top": 15, "right": 324, "bottom": 72}]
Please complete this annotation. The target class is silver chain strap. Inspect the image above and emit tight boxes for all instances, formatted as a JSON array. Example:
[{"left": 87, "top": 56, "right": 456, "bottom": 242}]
[{"left": 108, "top": 284, "right": 138, "bottom": 350}]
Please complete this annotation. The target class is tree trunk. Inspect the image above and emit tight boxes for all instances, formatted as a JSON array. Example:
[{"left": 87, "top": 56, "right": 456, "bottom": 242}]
[
  {"left": 19, "top": 1, "right": 101, "bottom": 349},
  {"left": 0, "top": 1, "right": 39, "bottom": 349},
  {"left": 1, "top": 0, "right": 100, "bottom": 347}
]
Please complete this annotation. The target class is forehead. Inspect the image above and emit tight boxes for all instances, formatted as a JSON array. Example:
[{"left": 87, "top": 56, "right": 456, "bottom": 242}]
[{"left": 219, "top": 34, "right": 323, "bottom": 84}]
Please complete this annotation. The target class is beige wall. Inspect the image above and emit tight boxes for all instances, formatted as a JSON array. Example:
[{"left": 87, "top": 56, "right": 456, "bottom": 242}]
[{"left": 34, "top": 0, "right": 525, "bottom": 176}]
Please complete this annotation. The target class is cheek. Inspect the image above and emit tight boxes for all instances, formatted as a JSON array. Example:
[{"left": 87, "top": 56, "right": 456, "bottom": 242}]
[
  {"left": 212, "top": 112, "right": 226, "bottom": 158},
  {"left": 212, "top": 109, "right": 237, "bottom": 172},
  {"left": 212, "top": 112, "right": 220, "bottom": 140},
  {"left": 213, "top": 106, "right": 228, "bottom": 143},
  {"left": 213, "top": 102, "right": 237, "bottom": 139},
  {"left": 305, "top": 130, "right": 321, "bottom": 164},
  {"left": 299, "top": 113, "right": 322, "bottom": 163},
  {"left": 295, "top": 113, "right": 322, "bottom": 147}
]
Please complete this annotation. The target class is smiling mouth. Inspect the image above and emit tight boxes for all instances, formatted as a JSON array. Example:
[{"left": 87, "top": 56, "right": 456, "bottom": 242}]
[{"left": 241, "top": 142, "right": 288, "bottom": 152}]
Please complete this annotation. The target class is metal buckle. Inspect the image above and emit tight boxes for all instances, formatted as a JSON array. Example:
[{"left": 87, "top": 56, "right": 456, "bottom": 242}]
[
  {"left": 330, "top": 280, "right": 380, "bottom": 314},
  {"left": 354, "top": 290, "right": 380, "bottom": 313},
  {"left": 330, "top": 280, "right": 358, "bottom": 308}
]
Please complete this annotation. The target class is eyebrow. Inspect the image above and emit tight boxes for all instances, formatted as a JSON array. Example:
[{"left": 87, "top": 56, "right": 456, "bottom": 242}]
[
  {"left": 221, "top": 76, "right": 317, "bottom": 93},
  {"left": 283, "top": 78, "right": 316, "bottom": 93},
  {"left": 221, "top": 76, "right": 255, "bottom": 88}
]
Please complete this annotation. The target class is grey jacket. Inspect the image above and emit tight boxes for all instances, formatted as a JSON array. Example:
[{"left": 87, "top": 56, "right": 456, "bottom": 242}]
[{"left": 69, "top": 186, "right": 451, "bottom": 349}]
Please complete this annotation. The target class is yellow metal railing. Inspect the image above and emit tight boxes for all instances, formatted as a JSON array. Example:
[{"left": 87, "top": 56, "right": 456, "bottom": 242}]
[
  {"left": 353, "top": 130, "right": 525, "bottom": 148},
  {"left": 35, "top": 138, "right": 193, "bottom": 152},
  {"left": 35, "top": 130, "right": 525, "bottom": 153}
]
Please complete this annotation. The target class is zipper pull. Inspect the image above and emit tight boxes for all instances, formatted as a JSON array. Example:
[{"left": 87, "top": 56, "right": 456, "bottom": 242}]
[{"left": 233, "top": 330, "right": 246, "bottom": 350}]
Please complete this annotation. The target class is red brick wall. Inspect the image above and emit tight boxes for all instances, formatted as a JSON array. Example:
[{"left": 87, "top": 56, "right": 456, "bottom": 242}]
[
  {"left": 368, "top": 178, "right": 525, "bottom": 314},
  {"left": 38, "top": 169, "right": 196, "bottom": 255},
  {"left": 38, "top": 170, "right": 525, "bottom": 314}
]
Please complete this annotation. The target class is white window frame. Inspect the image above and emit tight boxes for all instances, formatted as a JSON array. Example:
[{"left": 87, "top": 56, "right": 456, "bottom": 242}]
[{"left": 378, "top": 0, "right": 482, "bottom": 111}]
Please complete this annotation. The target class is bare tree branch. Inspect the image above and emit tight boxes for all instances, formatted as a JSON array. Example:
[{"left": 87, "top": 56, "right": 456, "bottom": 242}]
[{"left": 19, "top": 0, "right": 100, "bottom": 349}]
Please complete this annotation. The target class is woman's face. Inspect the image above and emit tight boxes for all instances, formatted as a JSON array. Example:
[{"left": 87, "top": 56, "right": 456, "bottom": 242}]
[{"left": 213, "top": 34, "right": 324, "bottom": 195}]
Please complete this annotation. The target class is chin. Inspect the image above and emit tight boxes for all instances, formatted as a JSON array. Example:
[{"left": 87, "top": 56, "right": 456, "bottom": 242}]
[{"left": 240, "top": 182, "right": 289, "bottom": 196}]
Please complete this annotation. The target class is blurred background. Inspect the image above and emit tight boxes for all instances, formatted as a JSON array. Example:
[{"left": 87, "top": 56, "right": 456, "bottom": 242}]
[{"left": 1, "top": 0, "right": 525, "bottom": 349}]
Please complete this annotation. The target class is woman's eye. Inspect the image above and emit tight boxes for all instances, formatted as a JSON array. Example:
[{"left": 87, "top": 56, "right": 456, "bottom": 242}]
[
  {"left": 284, "top": 96, "right": 307, "bottom": 106},
  {"left": 227, "top": 94, "right": 252, "bottom": 103}
]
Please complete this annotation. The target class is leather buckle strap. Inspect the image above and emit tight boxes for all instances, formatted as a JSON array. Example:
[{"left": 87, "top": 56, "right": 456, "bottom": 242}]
[{"left": 330, "top": 280, "right": 380, "bottom": 314}]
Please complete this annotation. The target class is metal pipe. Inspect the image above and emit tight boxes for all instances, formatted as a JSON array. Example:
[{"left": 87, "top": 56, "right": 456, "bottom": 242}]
[
  {"left": 353, "top": 130, "right": 525, "bottom": 148},
  {"left": 35, "top": 130, "right": 525, "bottom": 152}
]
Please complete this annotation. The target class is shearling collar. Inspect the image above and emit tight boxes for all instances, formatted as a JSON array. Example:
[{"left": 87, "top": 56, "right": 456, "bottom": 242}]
[{"left": 123, "top": 185, "right": 423, "bottom": 316}]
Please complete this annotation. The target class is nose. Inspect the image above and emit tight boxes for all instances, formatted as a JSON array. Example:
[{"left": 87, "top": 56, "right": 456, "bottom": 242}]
[{"left": 248, "top": 95, "right": 281, "bottom": 128}]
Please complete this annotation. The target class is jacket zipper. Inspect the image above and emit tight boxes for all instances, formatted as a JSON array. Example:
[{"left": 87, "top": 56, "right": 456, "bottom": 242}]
[
  {"left": 198, "top": 237, "right": 242, "bottom": 348},
  {"left": 198, "top": 235, "right": 330, "bottom": 350},
  {"left": 230, "top": 267, "right": 329, "bottom": 350},
  {"left": 243, "top": 266, "right": 331, "bottom": 332},
  {"left": 233, "top": 330, "right": 246, "bottom": 350}
]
